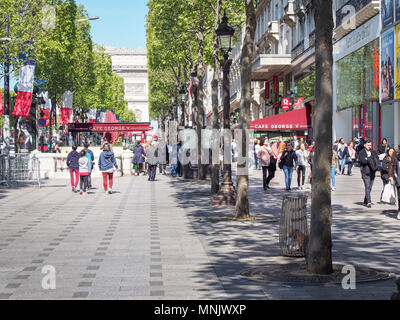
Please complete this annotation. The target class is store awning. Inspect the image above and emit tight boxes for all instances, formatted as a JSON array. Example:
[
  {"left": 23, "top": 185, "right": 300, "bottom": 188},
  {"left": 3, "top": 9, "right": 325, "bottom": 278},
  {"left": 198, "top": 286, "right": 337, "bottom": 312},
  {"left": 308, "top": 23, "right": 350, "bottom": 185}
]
[
  {"left": 250, "top": 106, "right": 311, "bottom": 131},
  {"left": 68, "top": 122, "right": 151, "bottom": 133}
]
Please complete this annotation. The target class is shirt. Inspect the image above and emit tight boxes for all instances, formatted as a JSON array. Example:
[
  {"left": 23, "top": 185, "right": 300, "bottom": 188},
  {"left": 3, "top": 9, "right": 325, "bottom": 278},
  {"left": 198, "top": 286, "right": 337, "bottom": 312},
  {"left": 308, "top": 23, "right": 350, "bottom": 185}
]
[{"left": 295, "top": 150, "right": 307, "bottom": 166}]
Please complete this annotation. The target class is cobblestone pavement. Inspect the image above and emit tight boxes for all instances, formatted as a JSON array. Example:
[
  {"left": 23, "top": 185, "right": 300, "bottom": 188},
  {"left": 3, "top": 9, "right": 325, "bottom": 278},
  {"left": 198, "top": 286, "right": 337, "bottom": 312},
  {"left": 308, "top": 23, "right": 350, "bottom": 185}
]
[{"left": 0, "top": 165, "right": 398, "bottom": 300}]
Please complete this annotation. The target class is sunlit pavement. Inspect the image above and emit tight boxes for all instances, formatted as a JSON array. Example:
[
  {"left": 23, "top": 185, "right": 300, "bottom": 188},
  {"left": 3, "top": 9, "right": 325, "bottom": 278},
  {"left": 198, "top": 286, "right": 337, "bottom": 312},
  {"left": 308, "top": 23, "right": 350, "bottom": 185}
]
[{"left": 0, "top": 165, "right": 398, "bottom": 300}]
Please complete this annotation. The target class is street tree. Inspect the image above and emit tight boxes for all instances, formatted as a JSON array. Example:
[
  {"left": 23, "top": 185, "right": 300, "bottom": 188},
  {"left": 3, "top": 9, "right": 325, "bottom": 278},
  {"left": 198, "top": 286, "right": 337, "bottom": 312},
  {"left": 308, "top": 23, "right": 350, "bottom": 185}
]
[
  {"left": 307, "top": 0, "right": 334, "bottom": 275},
  {"left": 234, "top": 0, "right": 256, "bottom": 220}
]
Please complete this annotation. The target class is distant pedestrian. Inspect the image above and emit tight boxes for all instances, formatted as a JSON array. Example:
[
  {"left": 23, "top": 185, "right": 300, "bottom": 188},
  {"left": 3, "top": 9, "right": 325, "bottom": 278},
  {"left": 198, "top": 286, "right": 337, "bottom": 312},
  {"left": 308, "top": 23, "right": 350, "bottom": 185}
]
[
  {"left": 257, "top": 138, "right": 273, "bottom": 190},
  {"left": 78, "top": 150, "right": 91, "bottom": 195},
  {"left": 67, "top": 145, "right": 80, "bottom": 193},
  {"left": 380, "top": 148, "right": 399, "bottom": 215},
  {"left": 308, "top": 146, "right": 314, "bottom": 184},
  {"left": 291, "top": 135, "right": 299, "bottom": 149},
  {"left": 331, "top": 148, "right": 339, "bottom": 191},
  {"left": 254, "top": 139, "right": 261, "bottom": 170},
  {"left": 378, "top": 138, "right": 390, "bottom": 171},
  {"left": 99, "top": 143, "right": 119, "bottom": 194},
  {"left": 358, "top": 139, "right": 379, "bottom": 208},
  {"left": 277, "top": 136, "right": 285, "bottom": 156},
  {"left": 279, "top": 142, "right": 297, "bottom": 191},
  {"left": 170, "top": 141, "right": 182, "bottom": 177},
  {"left": 146, "top": 140, "right": 159, "bottom": 181},
  {"left": 346, "top": 141, "right": 356, "bottom": 175},
  {"left": 337, "top": 138, "right": 346, "bottom": 174},
  {"left": 132, "top": 140, "right": 145, "bottom": 176},
  {"left": 295, "top": 143, "right": 308, "bottom": 190},
  {"left": 82, "top": 143, "right": 95, "bottom": 189}
]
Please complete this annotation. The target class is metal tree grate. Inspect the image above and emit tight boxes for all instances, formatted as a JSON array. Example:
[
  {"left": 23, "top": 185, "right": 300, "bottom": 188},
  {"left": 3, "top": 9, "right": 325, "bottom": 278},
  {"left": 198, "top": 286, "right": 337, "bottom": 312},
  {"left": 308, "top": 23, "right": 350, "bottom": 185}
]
[{"left": 279, "top": 194, "right": 308, "bottom": 257}]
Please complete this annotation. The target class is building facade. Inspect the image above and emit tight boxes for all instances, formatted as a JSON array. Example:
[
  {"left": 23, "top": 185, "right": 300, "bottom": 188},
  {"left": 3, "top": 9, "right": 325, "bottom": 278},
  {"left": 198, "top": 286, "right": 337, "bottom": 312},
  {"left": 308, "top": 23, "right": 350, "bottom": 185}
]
[{"left": 104, "top": 46, "right": 150, "bottom": 123}]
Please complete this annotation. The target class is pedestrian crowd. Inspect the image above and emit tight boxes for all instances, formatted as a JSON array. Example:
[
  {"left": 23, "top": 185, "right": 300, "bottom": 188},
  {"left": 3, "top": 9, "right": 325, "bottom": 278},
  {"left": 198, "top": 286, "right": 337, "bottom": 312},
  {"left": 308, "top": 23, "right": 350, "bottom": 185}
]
[{"left": 252, "top": 135, "right": 400, "bottom": 219}]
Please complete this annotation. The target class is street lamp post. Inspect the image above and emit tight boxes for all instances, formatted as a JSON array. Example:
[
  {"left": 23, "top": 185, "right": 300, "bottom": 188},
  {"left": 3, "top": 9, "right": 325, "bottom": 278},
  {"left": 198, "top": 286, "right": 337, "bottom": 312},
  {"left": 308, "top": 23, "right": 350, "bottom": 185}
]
[
  {"left": 211, "top": 12, "right": 236, "bottom": 206},
  {"left": 179, "top": 86, "right": 186, "bottom": 128}
]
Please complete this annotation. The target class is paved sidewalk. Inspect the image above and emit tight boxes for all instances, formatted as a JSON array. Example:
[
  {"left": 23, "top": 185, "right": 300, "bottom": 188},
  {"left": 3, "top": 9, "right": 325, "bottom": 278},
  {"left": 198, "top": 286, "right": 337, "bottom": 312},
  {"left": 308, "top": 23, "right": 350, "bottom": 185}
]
[{"left": 0, "top": 165, "right": 398, "bottom": 300}]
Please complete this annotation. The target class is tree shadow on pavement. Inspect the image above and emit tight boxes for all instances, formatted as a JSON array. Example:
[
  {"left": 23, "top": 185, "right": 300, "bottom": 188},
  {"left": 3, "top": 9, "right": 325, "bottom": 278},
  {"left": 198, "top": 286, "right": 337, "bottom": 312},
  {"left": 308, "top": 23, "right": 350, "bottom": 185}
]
[{"left": 165, "top": 173, "right": 400, "bottom": 300}]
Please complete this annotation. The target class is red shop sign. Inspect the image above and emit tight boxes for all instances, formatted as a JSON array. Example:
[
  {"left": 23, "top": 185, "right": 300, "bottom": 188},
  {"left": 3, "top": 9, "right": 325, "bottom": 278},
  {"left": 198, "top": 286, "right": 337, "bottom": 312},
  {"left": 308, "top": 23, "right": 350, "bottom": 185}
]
[{"left": 282, "top": 98, "right": 290, "bottom": 110}]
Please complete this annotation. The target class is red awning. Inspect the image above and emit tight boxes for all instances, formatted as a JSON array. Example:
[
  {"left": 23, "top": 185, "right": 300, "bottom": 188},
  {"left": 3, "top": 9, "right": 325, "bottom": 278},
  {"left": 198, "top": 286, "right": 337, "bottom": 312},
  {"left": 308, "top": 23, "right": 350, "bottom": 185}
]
[
  {"left": 68, "top": 122, "right": 151, "bottom": 133},
  {"left": 250, "top": 106, "right": 311, "bottom": 131}
]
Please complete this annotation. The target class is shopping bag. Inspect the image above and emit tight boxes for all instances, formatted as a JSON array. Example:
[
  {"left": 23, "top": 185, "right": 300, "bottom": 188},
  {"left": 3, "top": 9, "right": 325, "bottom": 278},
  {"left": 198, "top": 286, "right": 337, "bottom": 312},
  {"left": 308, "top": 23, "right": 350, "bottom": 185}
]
[{"left": 381, "top": 183, "right": 396, "bottom": 205}]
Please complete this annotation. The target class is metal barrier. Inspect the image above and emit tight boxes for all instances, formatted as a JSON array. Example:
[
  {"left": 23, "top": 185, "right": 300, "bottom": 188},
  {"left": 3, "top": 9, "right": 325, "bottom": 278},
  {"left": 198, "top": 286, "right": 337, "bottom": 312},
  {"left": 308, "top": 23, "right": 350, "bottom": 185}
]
[{"left": 0, "top": 153, "right": 41, "bottom": 188}]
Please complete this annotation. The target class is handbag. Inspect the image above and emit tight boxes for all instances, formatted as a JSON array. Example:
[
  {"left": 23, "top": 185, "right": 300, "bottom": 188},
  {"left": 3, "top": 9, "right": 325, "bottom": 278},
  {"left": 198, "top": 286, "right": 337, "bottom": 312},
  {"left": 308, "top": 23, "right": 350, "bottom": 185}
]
[
  {"left": 381, "top": 182, "right": 396, "bottom": 205},
  {"left": 379, "top": 153, "right": 386, "bottom": 161},
  {"left": 345, "top": 156, "right": 351, "bottom": 164}
]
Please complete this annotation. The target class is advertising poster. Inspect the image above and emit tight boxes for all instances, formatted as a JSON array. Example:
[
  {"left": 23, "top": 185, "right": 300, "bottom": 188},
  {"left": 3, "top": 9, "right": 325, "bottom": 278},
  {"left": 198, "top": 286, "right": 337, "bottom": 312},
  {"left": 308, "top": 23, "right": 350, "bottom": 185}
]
[
  {"left": 382, "top": 0, "right": 394, "bottom": 28},
  {"left": 395, "top": 24, "right": 400, "bottom": 99},
  {"left": 396, "top": 0, "right": 400, "bottom": 22},
  {"left": 381, "top": 29, "right": 395, "bottom": 102}
]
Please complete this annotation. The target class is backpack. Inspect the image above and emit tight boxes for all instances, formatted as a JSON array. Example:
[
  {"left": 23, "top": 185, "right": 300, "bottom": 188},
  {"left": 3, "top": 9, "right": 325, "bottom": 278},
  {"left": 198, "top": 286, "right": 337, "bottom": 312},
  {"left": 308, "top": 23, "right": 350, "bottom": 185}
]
[{"left": 86, "top": 150, "right": 92, "bottom": 162}]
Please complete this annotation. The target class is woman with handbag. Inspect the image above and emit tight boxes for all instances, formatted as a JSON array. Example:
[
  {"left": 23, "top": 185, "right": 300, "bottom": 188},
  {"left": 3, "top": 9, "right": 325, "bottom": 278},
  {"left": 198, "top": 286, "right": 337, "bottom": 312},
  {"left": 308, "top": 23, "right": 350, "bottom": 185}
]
[
  {"left": 380, "top": 148, "right": 400, "bottom": 218},
  {"left": 345, "top": 141, "right": 356, "bottom": 176}
]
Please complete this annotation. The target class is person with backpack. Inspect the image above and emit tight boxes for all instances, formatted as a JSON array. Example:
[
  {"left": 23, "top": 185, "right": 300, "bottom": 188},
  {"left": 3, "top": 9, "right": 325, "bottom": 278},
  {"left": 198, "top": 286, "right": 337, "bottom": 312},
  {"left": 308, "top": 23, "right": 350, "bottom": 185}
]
[
  {"left": 358, "top": 139, "right": 379, "bottom": 208},
  {"left": 78, "top": 150, "right": 91, "bottom": 195},
  {"left": 82, "top": 143, "right": 95, "bottom": 189},
  {"left": 66, "top": 145, "right": 80, "bottom": 193},
  {"left": 98, "top": 143, "right": 119, "bottom": 194}
]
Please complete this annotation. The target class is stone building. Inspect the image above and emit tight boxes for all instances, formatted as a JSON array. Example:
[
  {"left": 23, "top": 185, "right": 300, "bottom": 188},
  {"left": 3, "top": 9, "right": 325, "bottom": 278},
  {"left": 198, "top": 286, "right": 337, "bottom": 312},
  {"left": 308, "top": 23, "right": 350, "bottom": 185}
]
[{"left": 104, "top": 46, "right": 149, "bottom": 122}]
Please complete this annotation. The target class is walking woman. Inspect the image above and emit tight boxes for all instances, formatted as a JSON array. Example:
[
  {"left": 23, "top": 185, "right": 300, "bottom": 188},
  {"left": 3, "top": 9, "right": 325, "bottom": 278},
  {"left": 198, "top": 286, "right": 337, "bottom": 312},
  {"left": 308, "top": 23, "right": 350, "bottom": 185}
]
[
  {"left": 98, "top": 143, "right": 119, "bottom": 194},
  {"left": 308, "top": 146, "right": 314, "bottom": 184},
  {"left": 295, "top": 143, "right": 308, "bottom": 190},
  {"left": 257, "top": 138, "right": 272, "bottom": 190},
  {"left": 132, "top": 141, "right": 145, "bottom": 176},
  {"left": 67, "top": 145, "right": 80, "bottom": 193},
  {"left": 345, "top": 141, "right": 356, "bottom": 175},
  {"left": 279, "top": 142, "right": 297, "bottom": 191},
  {"left": 331, "top": 148, "right": 339, "bottom": 191},
  {"left": 378, "top": 138, "right": 390, "bottom": 171},
  {"left": 380, "top": 148, "right": 400, "bottom": 217}
]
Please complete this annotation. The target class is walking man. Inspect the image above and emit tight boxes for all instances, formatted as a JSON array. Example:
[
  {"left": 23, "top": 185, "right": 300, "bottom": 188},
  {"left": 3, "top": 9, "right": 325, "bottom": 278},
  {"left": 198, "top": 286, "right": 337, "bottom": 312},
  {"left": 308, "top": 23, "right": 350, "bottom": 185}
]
[
  {"left": 67, "top": 145, "right": 80, "bottom": 193},
  {"left": 358, "top": 140, "right": 379, "bottom": 208}
]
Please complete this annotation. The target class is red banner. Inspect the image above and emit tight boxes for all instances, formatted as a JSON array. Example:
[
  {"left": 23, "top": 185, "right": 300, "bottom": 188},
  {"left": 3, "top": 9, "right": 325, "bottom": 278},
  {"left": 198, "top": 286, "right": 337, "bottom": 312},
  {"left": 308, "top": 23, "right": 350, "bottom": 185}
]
[
  {"left": 60, "top": 108, "right": 73, "bottom": 125},
  {"left": 40, "top": 109, "right": 51, "bottom": 126},
  {"left": 12, "top": 91, "right": 33, "bottom": 117},
  {"left": 0, "top": 90, "right": 3, "bottom": 115},
  {"left": 282, "top": 98, "right": 290, "bottom": 110},
  {"left": 273, "top": 75, "right": 279, "bottom": 94},
  {"left": 265, "top": 82, "right": 270, "bottom": 99}
]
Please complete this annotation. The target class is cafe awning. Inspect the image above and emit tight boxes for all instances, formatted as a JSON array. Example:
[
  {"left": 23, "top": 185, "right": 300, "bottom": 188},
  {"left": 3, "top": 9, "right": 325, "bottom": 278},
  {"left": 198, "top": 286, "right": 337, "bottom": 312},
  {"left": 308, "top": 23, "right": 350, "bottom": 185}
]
[
  {"left": 250, "top": 106, "right": 311, "bottom": 131},
  {"left": 68, "top": 122, "right": 151, "bottom": 133}
]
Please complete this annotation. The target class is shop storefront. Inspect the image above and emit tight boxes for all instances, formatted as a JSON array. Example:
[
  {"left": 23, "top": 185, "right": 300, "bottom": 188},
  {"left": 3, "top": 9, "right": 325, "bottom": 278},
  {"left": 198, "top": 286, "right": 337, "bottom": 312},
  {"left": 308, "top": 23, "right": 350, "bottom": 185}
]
[{"left": 333, "top": 14, "right": 381, "bottom": 149}]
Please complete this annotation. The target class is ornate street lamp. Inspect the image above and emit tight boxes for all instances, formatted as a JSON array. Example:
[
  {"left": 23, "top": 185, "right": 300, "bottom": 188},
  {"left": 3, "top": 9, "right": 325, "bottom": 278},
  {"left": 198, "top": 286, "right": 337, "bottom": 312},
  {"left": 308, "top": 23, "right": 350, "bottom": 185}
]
[
  {"left": 179, "top": 86, "right": 186, "bottom": 128},
  {"left": 211, "top": 12, "right": 237, "bottom": 206}
]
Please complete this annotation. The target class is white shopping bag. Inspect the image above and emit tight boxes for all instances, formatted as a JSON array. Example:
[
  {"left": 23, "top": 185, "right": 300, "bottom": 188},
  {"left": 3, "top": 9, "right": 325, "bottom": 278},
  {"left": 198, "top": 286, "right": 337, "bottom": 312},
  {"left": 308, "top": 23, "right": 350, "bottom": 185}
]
[{"left": 381, "top": 182, "right": 396, "bottom": 205}]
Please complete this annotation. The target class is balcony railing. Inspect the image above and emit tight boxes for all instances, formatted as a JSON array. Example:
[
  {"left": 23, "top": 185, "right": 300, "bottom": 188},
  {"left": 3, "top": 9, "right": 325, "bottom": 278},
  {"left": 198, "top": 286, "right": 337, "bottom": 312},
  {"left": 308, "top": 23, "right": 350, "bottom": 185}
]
[
  {"left": 335, "top": 0, "right": 373, "bottom": 27},
  {"left": 292, "top": 40, "right": 304, "bottom": 60}
]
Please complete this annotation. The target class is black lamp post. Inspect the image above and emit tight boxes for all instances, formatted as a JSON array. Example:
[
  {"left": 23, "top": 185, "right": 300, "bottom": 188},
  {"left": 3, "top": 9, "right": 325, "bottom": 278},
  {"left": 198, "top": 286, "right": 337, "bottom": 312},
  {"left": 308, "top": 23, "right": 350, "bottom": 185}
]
[
  {"left": 179, "top": 86, "right": 186, "bottom": 128},
  {"left": 212, "top": 12, "right": 236, "bottom": 206}
]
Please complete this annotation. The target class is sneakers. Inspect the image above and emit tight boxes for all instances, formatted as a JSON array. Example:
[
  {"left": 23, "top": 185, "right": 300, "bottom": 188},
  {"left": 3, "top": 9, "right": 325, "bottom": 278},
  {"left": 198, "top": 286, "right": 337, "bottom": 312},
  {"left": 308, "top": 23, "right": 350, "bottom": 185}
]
[
  {"left": 108, "top": 189, "right": 113, "bottom": 194},
  {"left": 80, "top": 190, "right": 83, "bottom": 195},
  {"left": 331, "top": 187, "right": 336, "bottom": 191},
  {"left": 367, "top": 203, "right": 372, "bottom": 208},
  {"left": 105, "top": 190, "right": 109, "bottom": 195}
]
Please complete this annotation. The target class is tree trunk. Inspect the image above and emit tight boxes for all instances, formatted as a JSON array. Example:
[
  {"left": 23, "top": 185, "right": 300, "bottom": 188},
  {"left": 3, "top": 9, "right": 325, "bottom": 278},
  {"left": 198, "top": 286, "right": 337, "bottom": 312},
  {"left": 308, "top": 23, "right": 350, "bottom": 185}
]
[
  {"left": 307, "top": 0, "right": 334, "bottom": 275},
  {"left": 234, "top": 0, "right": 256, "bottom": 220},
  {"left": 211, "top": 0, "right": 223, "bottom": 194}
]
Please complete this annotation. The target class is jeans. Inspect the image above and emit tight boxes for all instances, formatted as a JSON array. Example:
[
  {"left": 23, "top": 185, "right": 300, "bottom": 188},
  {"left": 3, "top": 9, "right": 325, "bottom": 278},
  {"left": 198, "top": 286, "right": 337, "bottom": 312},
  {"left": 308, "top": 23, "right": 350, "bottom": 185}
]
[
  {"left": 262, "top": 166, "right": 275, "bottom": 189},
  {"left": 362, "top": 172, "right": 376, "bottom": 204},
  {"left": 79, "top": 175, "right": 88, "bottom": 192},
  {"left": 170, "top": 163, "right": 178, "bottom": 176},
  {"left": 297, "top": 165, "right": 306, "bottom": 187},
  {"left": 339, "top": 159, "right": 346, "bottom": 173},
  {"left": 331, "top": 166, "right": 336, "bottom": 187},
  {"left": 254, "top": 155, "right": 259, "bottom": 169},
  {"left": 148, "top": 165, "right": 157, "bottom": 181},
  {"left": 347, "top": 161, "right": 353, "bottom": 175},
  {"left": 283, "top": 166, "right": 294, "bottom": 190}
]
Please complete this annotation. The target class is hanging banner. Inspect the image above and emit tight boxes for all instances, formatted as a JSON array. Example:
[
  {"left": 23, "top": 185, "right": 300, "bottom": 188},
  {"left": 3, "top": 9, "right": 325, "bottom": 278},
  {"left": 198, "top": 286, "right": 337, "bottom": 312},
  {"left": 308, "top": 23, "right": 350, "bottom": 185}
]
[
  {"left": 265, "top": 82, "right": 270, "bottom": 99},
  {"left": 88, "top": 109, "right": 97, "bottom": 123},
  {"left": 381, "top": 29, "right": 395, "bottom": 102},
  {"left": 382, "top": 0, "right": 394, "bottom": 28},
  {"left": 273, "top": 75, "right": 279, "bottom": 94},
  {"left": 0, "top": 90, "right": 3, "bottom": 115},
  {"left": 12, "top": 64, "right": 35, "bottom": 117},
  {"left": 40, "top": 91, "right": 51, "bottom": 126},
  {"left": 395, "top": 24, "right": 400, "bottom": 99},
  {"left": 60, "top": 91, "right": 73, "bottom": 125}
]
